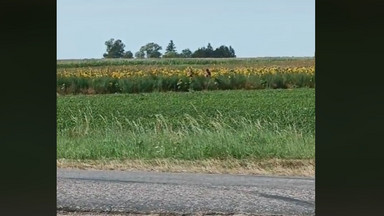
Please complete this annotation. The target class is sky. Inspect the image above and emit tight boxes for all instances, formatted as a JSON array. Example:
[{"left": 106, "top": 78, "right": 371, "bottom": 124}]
[{"left": 57, "top": 0, "right": 315, "bottom": 60}]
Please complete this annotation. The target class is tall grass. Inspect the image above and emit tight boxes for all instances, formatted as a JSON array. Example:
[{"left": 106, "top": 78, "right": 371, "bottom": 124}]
[
  {"left": 57, "top": 89, "right": 315, "bottom": 134},
  {"left": 57, "top": 114, "right": 314, "bottom": 160},
  {"left": 57, "top": 89, "right": 315, "bottom": 161}
]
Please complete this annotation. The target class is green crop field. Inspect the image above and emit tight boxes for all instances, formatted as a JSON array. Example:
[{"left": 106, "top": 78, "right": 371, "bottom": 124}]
[
  {"left": 57, "top": 57, "right": 315, "bottom": 68},
  {"left": 57, "top": 88, "right": 315, "bottom": 161},
  {"left": 57, "top": 58, "right": 315, "bottom": 175}
]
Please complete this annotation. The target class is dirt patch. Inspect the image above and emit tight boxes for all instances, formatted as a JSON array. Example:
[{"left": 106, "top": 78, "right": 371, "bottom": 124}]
[{"left": 57, "top": 158, "right": 314, "bottom": 177}]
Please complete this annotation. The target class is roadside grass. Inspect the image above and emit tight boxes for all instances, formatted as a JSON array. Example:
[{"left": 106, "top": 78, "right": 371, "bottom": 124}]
[
  {"left": 57, "top": 158, "right": 315, "bottom": 177},
  {"left": 57, "top": 115, "right": 314, "bottom": 160},
  {"left": 57, "top": 89, "right": 315, "bottom": 175}
]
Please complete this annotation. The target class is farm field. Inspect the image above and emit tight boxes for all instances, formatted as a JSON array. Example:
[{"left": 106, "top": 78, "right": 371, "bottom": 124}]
[
  {"left": 57, "top": 57, "right": 315, "bottom": 95},
  {"left": 57, "top": 57, "right": 315, "bottom": 68},
  {"left": 57, "top": 58, "right": 315, "bottom": 176},
  {"left": 57, "top": 88, "right": 315, "bottom": 176}
]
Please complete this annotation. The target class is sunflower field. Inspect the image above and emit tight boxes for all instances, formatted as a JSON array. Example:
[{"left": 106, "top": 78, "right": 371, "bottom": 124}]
[{"left": 57, "top": 58, "right": 315, "bottom": 94}]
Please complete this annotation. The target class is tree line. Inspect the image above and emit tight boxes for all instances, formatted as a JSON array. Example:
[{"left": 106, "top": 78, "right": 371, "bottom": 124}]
[{"left": 103, "top": 39, "right": 236, "bottom": 59}]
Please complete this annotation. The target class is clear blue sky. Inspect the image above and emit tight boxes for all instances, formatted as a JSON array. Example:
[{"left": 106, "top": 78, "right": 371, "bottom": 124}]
[{"left": 57, "top": 0, "right": 314, "bottom": 59}]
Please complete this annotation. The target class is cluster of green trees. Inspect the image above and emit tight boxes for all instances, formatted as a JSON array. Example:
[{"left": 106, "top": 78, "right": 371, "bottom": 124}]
[{"left": 103, "top": 39, "right": 236, "bottom": 59}]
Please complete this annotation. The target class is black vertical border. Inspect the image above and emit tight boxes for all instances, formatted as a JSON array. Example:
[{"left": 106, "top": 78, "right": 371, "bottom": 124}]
[
  {"left": 316, "top": 0, "right": 384, "bottom": 215},
  {"left": 0, "top": 1, "right": 56, "bottom": 215}
]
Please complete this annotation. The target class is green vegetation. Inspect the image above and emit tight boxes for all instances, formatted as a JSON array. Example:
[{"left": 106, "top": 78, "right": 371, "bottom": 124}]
[
  {"left": 57, "top": 72, "right": 314, "bottom": 95},
  {"left": 57, "top": 89, "right": 315, "bottom": 161},
  {"left": 57, "top": 58, "right": 315, "bottom": 95},
  {"left": 57, "top": 57, "right": 314, "bottom": 69}
]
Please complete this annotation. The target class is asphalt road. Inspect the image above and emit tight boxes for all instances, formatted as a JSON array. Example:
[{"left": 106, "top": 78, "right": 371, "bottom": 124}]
[{"left": 57, "top": 169, "right": 315, "bottom": 215}]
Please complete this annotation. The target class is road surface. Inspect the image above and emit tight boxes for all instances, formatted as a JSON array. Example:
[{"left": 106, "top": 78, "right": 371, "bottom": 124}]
[{"left": 57, "top": 169, "right": 315, "bottom": 215}]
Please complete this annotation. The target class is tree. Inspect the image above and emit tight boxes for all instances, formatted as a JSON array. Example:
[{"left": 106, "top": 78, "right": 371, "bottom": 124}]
[
  {"left": 135, "top": 51, "right": 145, "bottom": 59},
  {"left": 206, "top": 43, "right": 214, "bottom": 57},
  {"left": 213, "top": 46, "right": 227, "bottom": 58},
  {"left": 139, "top": 42, "right": 162, "bottom": 58},
  {"left": 165, "top": 40, "right": 176, "bottom": 53},
  {"left": 180, "top": 49, "right": 192, "bottom": 58},
  {"left": 163, "top": 40, "right": 179, "bottom": 58},
  {"left": 213, "top": 45, "right": 236, "bottom": 58},
  {"left": 191, "top": 47, "right": 208, "bottom": 58},
  {"left": 191, "top": 44, "right": 236, "bottom": 58},
  {"left": 163, "top": 51, "right": 179, "bottom": 58},
  {"left": 123, "top": 51, "right": 133, "bottom": 59},
  {"left": 191, "top": 43, "right": 215, "bottom": 58},
  {"left": 103, "top": 38, "right": 126, "bottom": 58},
  {"left": 229, "top": 46, "right": 236, "bottom": 57}
]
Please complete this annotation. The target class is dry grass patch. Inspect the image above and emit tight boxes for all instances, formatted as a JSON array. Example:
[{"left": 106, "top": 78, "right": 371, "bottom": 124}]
[{"left": 57, "top": 158, "right": 314, "bottom": 177}]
